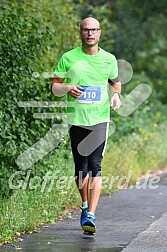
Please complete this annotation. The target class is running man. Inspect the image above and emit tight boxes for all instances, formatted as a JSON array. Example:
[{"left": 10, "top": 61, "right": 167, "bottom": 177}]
[{"left": 51, "top": 17, "right": 121, "bottom": 234}]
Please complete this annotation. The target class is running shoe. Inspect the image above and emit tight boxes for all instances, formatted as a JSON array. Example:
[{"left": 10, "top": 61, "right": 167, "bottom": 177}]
[
  {"left": 82, "top": 212, "right": 96, "bottom": 233},
  {"left": 80, "top": 206, "right": 88, "bottom": 227}
]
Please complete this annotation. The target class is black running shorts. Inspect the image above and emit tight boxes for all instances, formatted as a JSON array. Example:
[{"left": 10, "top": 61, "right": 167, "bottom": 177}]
[{"left": 69, "top": 123, "right": 108, "bottom": 179}]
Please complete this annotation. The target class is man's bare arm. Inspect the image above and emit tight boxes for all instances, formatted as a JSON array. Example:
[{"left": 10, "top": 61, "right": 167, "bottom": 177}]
[
  {"left": 51, "top": 75, "right": 83, "bottom": 98},
  {"left": 51, "top": 76, "right": 71, "bottom": 97},
  {"left": 109, "top": 81, "right": 122, "bottom": 110}
]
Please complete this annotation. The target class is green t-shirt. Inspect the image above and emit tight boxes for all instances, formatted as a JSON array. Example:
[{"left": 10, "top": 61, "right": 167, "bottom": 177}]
[{"left": 54, "top": 46, "right": 118, "bottom": 126}]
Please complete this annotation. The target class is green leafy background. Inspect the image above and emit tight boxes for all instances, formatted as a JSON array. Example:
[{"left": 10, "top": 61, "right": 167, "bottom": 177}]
[{"left": 0, "top": 0, "right": 167, "bottom": 243}]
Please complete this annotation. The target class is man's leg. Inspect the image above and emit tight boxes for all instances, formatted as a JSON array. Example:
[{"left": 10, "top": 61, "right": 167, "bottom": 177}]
[
  {"left": 75, "top": 172, "right": 102, "bottom": 214},
  {"left": 81, "top": 123, "right": 107, "bottom": 233},
  {"left": 86, "top": 123, "right": 107, "bottom": 215},
  {"left": 75, "top": 174, "right": 89, "bottom": 203},
  {"left": 88, "top": 176, "right": 102, "bottom": 214},
  {"left": 69, "top": 125, "right": 90, "bottom": 207}
]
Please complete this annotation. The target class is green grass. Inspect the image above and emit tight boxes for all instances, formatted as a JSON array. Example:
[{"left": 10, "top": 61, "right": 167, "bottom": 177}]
[
  {"left": 0, "top": 184, "right": 80, "bottom": 244},
  {"left": 0, "top": 122, "right": 167, "bottom": 244},
  {"left": 101, "top": 121, "right": 167, "bottom": 194},
  {"left": 0, "top": 143, "right": 80, "bottom": 244}
]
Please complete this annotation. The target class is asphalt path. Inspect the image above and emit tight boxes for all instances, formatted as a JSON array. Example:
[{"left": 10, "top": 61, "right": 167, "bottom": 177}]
[{"left": 1, "top": 172, "right": 167, "bottom": 252}]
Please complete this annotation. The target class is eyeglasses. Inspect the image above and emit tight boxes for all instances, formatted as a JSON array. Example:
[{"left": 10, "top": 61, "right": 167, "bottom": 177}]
[{"left": 81, "top": 28, "right": 100, "bottom": 34}]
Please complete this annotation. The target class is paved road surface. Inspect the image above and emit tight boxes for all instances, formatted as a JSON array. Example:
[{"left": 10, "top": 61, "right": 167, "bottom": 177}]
[{"left": 1, "top": 172, "right": 167, "bottom": 252}]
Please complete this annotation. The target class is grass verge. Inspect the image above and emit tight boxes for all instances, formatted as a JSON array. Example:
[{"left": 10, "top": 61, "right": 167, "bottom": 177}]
[{"left": 102, "top": 121, "right": 167, "bottom": 194}]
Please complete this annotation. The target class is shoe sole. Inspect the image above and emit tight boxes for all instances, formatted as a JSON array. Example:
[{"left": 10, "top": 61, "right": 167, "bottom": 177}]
[
  {"left": 83, "top": 230, "right": 95, "bottom": 236},
  {"left": 82, "top": 222, "right": 96, "bottom": 233}
]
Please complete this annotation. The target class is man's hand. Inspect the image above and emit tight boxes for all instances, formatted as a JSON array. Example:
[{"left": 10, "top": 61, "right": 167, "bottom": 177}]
[
  {"left": 110, "top": 92, "right": 121, "bottom": 111},
  {"left": 68, "top": 85, "right": 83, "bottom": 98}
]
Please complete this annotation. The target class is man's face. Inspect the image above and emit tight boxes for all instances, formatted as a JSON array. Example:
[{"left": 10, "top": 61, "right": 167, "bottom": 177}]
[{"left": 80, "top": 19, "right": 101, "bottom": 48}]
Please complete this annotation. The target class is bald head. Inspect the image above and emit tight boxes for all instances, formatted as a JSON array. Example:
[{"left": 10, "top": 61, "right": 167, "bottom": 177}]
[
  {"left": 79, "top": 17, "right": 101, "bottom": 52},
  {"left": 80, "top": 17, "right": 100, "bottom": 30}
]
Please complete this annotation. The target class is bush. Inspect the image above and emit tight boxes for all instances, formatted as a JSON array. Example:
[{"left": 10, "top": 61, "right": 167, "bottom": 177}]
[{"left": 0, "top": 0, "right": 80, "bottom": 197}]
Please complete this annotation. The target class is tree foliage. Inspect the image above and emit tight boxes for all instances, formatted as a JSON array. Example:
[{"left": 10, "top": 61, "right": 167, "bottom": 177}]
[
  {"left": 110, "top": 0, "right": 167, "bottom": 103},
  {"left": 0, "top": 0, "right": 80, "bottom": 197}
]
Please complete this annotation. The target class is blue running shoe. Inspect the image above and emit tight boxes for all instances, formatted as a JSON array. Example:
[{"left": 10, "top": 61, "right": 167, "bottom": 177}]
[
  {"left": 82, "top": 212, "right": 96, "bottom": 234},
  {"left": 80, "top": 206, "right": 88, "bottom": 227}
]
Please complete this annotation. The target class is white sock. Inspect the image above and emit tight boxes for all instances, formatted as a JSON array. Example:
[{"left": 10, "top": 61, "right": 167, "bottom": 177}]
[
  {"left": 82, "top": 201, "right": 88, "bottom": 208},
  {"left": 87, "top": 211, "right": 95, "bottom": 216}
]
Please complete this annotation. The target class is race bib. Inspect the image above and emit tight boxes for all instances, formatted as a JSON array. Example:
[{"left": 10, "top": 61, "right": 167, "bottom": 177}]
[{"left": 77, "top": 86, "right": 101, "bottom": 104}]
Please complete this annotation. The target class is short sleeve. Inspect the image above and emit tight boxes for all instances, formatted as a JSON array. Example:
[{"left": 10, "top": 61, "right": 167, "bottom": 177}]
[
  {"left": 108, "top": 56, "right": 119, "bottom": 81},
  {"left": 54, "top": 55, "right": 67, "bottom": 78}
]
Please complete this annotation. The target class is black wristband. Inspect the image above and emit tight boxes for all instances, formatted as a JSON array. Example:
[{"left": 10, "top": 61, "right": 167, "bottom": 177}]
[{"left": 114, "top": 92, "right": 121, "bottom": 98}]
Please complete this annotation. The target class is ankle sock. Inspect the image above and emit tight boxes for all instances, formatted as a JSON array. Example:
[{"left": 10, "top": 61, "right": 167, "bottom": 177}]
[
  {"left": 82, "top": 201, "right": 88, "bottom": 208},
  {"left": 87, "top": 211, "right": 95, "bottom": 216}
]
